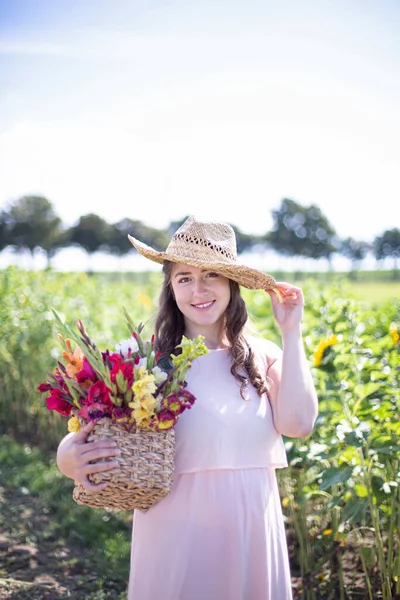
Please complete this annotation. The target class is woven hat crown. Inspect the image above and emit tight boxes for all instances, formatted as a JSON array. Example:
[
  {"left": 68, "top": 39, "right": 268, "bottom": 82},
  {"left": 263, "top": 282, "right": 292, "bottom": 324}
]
[{"left": 166, "top": 216, "right": 237, "bottom": 265}]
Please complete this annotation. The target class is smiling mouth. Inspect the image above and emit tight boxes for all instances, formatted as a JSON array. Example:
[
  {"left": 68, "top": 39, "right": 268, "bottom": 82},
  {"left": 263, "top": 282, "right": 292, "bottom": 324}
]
[{"left": 191, "top": 300, "right": 215, "bottom": 310}]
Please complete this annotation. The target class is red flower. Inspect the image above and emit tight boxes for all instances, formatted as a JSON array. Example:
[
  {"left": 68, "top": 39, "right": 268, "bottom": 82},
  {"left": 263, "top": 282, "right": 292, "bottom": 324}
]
[
  {"left": 108, "top": 352, "right": 124, "bottom": 365},
  {"left": 110, "top": 361, "right": 134, "bottom": 387},
  {"left": 76, "top": 358, "right": 98, "bottom": 385},
  {"left": 45, "top": 389, "right": 72, "bottom": 416},
  {"left": 78, "top": 402, "right": 112, "bottom": 421},
  {"left": 178, "top": 389, "right": 196, "bottom": 408},
  {"left": 84, "top": 380, "right": 113, "bottom": 406},
  {"left": 38, "top": 382, "right": 52, "bottom": 393},
  {"left": 162, "top": 394, "right": 184, "bottom": 415},
  {"left": 154, "top": 409, "right": 177, "bottom": 430}
]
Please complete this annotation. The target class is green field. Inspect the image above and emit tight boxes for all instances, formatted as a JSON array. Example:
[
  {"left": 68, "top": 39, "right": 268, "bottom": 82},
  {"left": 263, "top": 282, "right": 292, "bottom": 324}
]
[{"left": 1, "top": 266, "right": 399, "bottom": 599}]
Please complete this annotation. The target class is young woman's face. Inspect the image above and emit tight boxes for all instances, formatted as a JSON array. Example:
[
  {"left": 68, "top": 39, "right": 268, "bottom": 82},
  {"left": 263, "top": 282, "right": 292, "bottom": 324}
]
[{"left": 170, "top": 263, "right": 231, "bottom": 337}]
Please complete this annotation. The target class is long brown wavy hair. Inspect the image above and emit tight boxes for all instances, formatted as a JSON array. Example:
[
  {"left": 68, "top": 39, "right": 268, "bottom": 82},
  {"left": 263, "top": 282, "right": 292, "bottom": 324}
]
[{"left": 154, "top": 261, "right": 269, "bottom": 399}]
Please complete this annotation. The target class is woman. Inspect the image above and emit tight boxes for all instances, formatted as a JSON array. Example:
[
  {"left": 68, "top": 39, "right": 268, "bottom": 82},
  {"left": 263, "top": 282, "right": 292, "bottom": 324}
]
[{"left": 57, "top": 216, "right": 318, "bottom": 600}]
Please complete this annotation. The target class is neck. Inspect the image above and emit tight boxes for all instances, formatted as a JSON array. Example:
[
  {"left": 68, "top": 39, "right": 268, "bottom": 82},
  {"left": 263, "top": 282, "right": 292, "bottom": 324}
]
[{"left": 184, "top": 324, "right": 229, "bottom": 350}]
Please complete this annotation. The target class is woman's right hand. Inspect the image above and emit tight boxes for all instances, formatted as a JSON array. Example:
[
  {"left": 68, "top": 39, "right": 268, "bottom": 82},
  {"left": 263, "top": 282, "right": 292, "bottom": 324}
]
[{"left": 56, "top": 421, "right": 120, "bottom": 492}]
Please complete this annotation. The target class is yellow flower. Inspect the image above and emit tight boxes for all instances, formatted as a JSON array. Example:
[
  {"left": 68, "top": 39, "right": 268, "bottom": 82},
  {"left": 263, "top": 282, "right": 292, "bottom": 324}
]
[
  {"left": 281, "top": 497, "right": 290, "bottom": 508},
  {"left": 137, "top": 293, "right": 153, "bottom": 309},
  {"left": 313, "top": 334, "right": 339, "bottom": 366},
  {"left": 323, "top": 528, "right": 333, "bottom": 536},
  {"left": 132, "top": 368, "right": 156, "bottom": 401},
  {"left": 67, "top": 416, "right": 81, "bottom": 432},
  {"left": 131, "top": 407, "right": 150, "bottom": 425},
  {"left": 316, "top": 573, "right": 326, "bottom": 582},
  {"left": 389, "top": 323, "right": 399, "bottom": 346},
  {"left": 129, "top": 367, "right": 158, "bottom": 426}
]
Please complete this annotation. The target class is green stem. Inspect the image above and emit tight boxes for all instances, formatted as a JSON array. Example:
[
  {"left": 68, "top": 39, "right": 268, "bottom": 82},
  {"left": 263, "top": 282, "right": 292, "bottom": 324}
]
[
  {"left": 396, "top": 482, "right": 400, "bottom": 595},
  {"left": 387, "top": 461, "right": 397, "bottom": 584},
  {"left": 353, "top": 530, "right": 374, "bottom": 600},
  {"left": 282, "top": 473, "right": 312, "bottom": 600},
  {"left": 331, "top": 493, "right": 345, "bottom": 600},
  {"left": 358, "top": 447, "right": 392, "bottom": 600}
]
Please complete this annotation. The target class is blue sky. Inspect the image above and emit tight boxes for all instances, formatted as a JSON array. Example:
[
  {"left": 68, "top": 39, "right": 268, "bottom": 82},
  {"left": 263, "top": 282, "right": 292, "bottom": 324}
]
[{"left": 1, "top": 0, "right": 399, "bottom": 245}]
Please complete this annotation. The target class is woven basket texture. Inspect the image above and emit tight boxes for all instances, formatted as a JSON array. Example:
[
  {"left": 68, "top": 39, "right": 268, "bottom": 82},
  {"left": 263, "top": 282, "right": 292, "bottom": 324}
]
[{"left": 72, "top": 418, "right": 175, "bottom": 512}]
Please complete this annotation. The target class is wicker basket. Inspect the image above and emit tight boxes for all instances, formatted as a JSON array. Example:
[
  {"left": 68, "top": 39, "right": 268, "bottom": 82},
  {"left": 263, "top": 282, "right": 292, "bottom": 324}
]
[{"left": 72, "top": 417, "right": 175, "bottom": 512}]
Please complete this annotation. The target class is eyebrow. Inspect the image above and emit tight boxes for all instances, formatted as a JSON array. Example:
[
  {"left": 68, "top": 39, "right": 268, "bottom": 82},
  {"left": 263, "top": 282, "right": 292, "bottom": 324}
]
[{"left": 173, "top": 269, "right": 209, "bottom": 278}]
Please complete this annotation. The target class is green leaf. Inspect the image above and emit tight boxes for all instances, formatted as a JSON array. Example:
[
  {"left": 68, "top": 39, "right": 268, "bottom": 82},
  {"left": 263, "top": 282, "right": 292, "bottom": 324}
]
[
  {"left": 354, "top": 382, "right": 382, "bottom": 401},
  {"left": 361, "top": 547, "right": 376, "bottom": 569},
  {"left": 319, "top": 466, "right": 354, "bottom": 491},
  {"left": 354, "top": 483, "right": 368, "bottom": 497},
  {"left": 393, "top": 557, "right": 400, "bottom": 577},
  {"left": 342, "top": 498, "right": 369, "bottom": 523}
]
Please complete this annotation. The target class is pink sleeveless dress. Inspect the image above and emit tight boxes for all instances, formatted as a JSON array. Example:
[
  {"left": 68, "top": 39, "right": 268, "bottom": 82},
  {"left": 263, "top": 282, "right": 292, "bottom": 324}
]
[{"left": 128, "top": 342, "right": 293, "bottom": 600}]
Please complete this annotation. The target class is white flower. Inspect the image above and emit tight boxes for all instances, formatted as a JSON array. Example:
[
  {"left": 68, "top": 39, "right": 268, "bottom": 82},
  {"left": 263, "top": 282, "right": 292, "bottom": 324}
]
[
  {"left": 152, "top": 366, "right": 168, "bottom": 385},
  {"left": 135, "top": 357, "right": 148, "bottom": 370},
  {"left": 115, "top": 336, "right": 139, "bottom": 358}
]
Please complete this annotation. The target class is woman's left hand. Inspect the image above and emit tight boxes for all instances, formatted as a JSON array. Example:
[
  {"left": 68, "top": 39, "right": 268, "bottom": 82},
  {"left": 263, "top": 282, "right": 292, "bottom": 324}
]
[{"left": 265, "top": 282, "right": 304, "bottom": 332}]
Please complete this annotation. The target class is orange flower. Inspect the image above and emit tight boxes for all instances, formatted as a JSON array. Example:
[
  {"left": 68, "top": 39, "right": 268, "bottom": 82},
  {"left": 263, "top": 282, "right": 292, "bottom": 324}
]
[{"left": 62, "top": 338, "right": 85, "bottom": 377}]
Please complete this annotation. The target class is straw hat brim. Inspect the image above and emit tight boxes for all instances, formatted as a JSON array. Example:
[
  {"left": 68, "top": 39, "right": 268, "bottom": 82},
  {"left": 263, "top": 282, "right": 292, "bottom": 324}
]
[{"left": 128, "top": 235, "right": 276, "bottom": 291}]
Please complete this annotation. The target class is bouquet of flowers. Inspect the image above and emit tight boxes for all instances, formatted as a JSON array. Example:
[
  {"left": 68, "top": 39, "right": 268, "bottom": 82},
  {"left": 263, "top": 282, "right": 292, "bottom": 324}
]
[{"left": 38, "top": 308, "right": 209, "bottom": 511}]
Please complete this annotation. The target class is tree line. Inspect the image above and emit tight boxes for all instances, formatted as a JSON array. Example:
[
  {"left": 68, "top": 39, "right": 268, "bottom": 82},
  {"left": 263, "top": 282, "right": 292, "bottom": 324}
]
[{"left": 0, "top": 196, "right": 399, "bottom": 271}]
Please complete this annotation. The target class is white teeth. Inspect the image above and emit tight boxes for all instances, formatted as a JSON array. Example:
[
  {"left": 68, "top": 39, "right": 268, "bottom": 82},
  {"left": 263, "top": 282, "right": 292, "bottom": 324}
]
[{"left": 194, "top": 301, "right": 213, "bottom": 309}]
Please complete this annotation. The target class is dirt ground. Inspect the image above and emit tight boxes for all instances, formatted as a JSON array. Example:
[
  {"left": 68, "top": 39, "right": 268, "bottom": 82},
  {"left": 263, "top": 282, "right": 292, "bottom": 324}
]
[
  {"left": 0, "top": 484, "right": 395, "bottom": 600},
  {"left": 0, "top": 485, "right": 127, "bottom": 599}
]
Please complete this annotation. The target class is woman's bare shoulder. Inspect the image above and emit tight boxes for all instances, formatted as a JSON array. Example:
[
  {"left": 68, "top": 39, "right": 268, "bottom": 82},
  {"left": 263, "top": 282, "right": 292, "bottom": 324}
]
[{"left": 246, "top": 334, "right": 282, "bottom": 361}]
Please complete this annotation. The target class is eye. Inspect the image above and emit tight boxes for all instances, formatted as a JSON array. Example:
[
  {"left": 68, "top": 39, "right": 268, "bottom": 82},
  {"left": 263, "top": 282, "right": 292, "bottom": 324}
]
[
  {"left": 178, "top": 276, "right": 190, "bottom": 284},
  {"left": 206, "top": 272, "right": 219, "bottom": 278}
]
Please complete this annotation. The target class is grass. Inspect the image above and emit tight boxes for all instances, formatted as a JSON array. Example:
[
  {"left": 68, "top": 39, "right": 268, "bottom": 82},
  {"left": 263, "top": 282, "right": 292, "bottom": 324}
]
[{"left": 0, "top": 434, "right": 131, "bottom": 599}]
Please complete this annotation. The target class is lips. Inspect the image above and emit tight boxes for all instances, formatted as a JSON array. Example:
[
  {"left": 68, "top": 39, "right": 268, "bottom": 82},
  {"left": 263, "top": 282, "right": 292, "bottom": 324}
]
[{"left": 191, "top": 300, "right": 215, "bottom": 310}]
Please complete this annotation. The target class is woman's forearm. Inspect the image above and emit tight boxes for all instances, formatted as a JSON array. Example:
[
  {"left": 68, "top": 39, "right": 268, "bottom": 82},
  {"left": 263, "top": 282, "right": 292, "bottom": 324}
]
[{"left": 275, "top": 327, "right": 318, "bottom": 438}]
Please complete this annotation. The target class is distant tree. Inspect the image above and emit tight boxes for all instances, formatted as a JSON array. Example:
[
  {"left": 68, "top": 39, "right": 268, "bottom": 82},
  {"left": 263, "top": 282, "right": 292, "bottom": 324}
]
[
  {"left": 109, "top": 218, "right": 170, "bottom": 255},
  {"left": 341, "top": 237, "right": 371, "bottom": 277},
  {"left": 69, "top": 214, "right": 115, "bottom": 265},
  {"left": 266, "top": 198, "right": 338, "bottom": 264},
  {"left": 374, "top": 228, "right": 400, "bottom": 278},
  {"left": 2, "top": 196, "right": 63, "bottom": 267},
  {"left": 230, "top": 225, "right": 262, "bottom": 255},
  {"left": 0, "top": 210, "right": 7, "bottom": 252}
]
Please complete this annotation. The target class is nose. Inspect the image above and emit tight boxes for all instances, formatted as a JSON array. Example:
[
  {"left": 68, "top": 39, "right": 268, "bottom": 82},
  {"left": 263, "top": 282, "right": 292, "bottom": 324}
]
[{"left": 192, "top": 278, "right": 208, "bottom": 297}]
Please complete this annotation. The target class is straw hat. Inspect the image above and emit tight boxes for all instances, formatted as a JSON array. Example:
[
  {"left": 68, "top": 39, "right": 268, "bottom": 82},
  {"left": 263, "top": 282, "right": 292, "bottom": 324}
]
[{"left": 128, "top": 216, "right": 276, "bottom": 290}]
